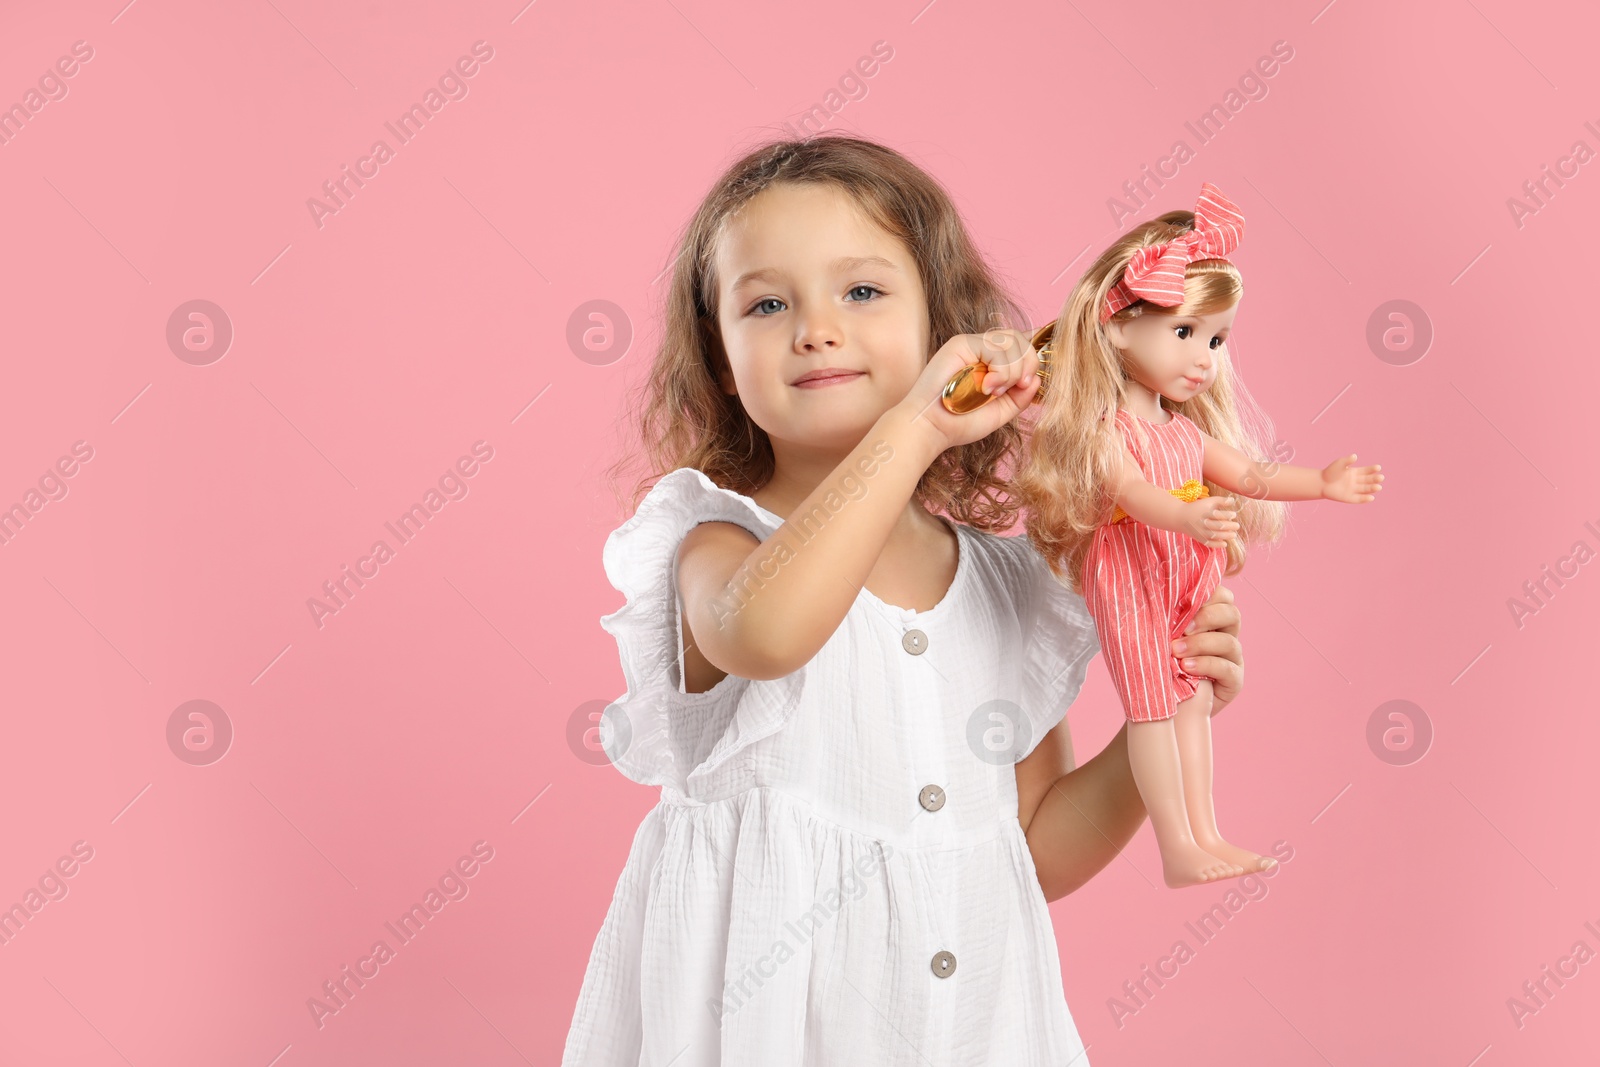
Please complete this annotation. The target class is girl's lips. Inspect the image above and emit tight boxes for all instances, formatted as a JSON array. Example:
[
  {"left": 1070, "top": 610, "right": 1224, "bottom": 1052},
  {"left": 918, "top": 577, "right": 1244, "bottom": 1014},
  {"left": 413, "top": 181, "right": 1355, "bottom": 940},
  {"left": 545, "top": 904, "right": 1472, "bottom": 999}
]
[{"left": 793, "top": 372, "right": 865, "bottom": 389}]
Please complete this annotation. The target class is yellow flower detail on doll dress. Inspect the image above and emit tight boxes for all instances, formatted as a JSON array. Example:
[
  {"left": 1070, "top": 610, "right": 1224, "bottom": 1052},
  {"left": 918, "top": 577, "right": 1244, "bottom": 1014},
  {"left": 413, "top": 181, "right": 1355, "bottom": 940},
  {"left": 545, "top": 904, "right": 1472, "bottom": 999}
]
[{"left": 1108, "top": 478, "right": 1209, "bottom": 524}]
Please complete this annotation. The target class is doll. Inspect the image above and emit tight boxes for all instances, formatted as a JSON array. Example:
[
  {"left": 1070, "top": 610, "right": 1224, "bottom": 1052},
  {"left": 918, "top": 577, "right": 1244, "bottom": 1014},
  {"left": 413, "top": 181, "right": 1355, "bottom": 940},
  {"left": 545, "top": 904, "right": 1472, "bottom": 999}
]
[{"left": 1005, "top": 182, "right": 1384, "bottom": 887}]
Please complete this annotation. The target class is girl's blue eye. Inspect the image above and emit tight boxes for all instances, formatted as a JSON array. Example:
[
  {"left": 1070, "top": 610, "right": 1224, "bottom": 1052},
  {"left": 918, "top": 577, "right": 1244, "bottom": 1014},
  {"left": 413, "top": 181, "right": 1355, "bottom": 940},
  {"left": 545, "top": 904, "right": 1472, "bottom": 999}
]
[{"left": 749, "top": 286, "right": 880, "bottom": 316}]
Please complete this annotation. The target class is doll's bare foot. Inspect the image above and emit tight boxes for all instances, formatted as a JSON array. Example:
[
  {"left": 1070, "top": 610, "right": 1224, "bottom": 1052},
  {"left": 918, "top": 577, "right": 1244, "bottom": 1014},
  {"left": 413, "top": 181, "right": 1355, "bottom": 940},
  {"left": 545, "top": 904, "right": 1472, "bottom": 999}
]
[
  {"left": 1160, "top": 839, "right": 1245, "bottom": 888},
  {"left": 1193, "top": 835, "right": 1277, "bottom": 875}
]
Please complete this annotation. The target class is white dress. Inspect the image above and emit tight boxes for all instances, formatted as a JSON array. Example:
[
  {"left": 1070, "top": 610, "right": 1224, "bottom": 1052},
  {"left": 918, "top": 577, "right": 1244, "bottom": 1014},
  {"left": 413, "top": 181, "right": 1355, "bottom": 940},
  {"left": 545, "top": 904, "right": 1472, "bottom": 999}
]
[{"left": 562, "top": 467, "right": 1101, "bottom": 1067}]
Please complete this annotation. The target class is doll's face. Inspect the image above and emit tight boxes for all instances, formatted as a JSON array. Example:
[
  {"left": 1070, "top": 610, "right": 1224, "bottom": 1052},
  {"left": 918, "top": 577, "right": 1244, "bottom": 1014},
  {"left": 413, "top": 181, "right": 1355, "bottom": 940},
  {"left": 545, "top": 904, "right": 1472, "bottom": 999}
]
[
  {"left": 1105, "top": 302, "right": 1238, "bottom": 404},
  {"left": 711, "top": 182, "right": 931, "bottom": 455}
]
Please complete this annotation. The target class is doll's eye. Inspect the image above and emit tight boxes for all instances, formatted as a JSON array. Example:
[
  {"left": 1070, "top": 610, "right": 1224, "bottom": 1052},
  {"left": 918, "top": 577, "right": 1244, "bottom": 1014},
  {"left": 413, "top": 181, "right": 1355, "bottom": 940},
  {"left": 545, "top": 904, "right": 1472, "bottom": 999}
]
[
  {"left": 750, "top": 297, "right": 786, "bottom": 316},
  {"left": 1210, "top": 336, "right": 1225, "bottom": 350},
  {"left": 1174, "top": 325, "right": 1193, "bottom": 340}
]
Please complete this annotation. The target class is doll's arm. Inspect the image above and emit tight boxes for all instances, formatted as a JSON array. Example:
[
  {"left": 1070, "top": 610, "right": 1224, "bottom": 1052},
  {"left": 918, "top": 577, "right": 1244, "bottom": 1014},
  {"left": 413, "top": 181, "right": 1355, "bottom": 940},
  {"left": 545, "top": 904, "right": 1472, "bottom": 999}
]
[
  {"left": 1112, "top": 438, "right": 1192, "bottom": 531},
  {"left": 1200, "top": 433, "right": 1383, "bottom": 504},
  {"left": 1113, "top": 438, "right": 1239, "bottom": 546}
]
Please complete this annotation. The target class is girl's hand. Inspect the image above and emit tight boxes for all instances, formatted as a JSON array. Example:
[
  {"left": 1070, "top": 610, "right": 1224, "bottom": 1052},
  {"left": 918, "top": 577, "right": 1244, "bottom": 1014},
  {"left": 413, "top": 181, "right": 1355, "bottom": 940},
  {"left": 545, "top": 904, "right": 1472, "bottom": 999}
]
[
  {"left": 892, "top": 329, "right": 1042, "bottom": 455},
  {"left": 1179, "top": 495, "right": 1239, "bottom": 548},
  {"left": 1321, "top": 454, "right": 1383, "bottom": 503},
  {"left": 1172, "top": 585, "right": 1244, "bottom": 715}
]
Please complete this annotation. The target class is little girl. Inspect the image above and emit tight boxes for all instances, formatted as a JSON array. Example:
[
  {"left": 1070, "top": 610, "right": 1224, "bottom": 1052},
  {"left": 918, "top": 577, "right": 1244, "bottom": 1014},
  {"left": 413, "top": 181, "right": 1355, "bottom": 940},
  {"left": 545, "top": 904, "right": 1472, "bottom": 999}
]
[
  {"left": 1017, "top": 183, "right": 1382, "bottom": 888},
  {"left": 562, "top": 138, "right": 1246, "bottom": 1065}
]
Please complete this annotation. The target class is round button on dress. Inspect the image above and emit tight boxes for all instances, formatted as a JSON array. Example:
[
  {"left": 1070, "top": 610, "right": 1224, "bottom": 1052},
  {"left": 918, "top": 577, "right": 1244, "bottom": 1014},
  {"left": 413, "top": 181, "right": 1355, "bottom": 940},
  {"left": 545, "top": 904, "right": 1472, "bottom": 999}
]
[{"left": 563, "top": 467, "right": 1102, "bottom": 1067}]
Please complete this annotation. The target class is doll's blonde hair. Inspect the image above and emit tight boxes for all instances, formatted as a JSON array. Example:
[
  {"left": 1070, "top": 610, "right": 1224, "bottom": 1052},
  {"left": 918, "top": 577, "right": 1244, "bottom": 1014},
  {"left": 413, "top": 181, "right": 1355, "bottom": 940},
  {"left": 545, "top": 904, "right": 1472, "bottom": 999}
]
[
  {"left": 1016, "top": 210, "right": 1288, "bottom": 594},
  {"left": 604, "top": 134, "right": 1031, "bottom": 533}
]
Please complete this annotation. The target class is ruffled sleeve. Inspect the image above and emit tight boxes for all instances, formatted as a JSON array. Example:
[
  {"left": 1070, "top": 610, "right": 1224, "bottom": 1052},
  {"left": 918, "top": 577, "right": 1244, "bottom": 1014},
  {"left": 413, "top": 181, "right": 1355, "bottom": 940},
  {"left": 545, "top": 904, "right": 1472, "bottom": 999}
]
[
  {"left": 596, "top": 467, "right": 808, "bottom": 794},
  {"left": 1012, "top": 537, "right": 1101, "bottom": 765}
]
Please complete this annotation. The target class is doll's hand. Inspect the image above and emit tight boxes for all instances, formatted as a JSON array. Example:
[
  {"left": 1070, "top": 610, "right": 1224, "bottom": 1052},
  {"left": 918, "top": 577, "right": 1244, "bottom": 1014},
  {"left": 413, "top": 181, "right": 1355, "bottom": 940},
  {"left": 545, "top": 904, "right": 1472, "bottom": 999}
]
[
  {"left": 1171, "top": 584, "right": 1244, "bottom": 715},
  {"left": 1321, "top": 454, "right": 1384, "bottom": 503},
  {"left": 893, "top": 329, "right": 1042, "bottom": 455},
  {"left": 1179, "top": 495, "right": 1239, "bottom": 548}
]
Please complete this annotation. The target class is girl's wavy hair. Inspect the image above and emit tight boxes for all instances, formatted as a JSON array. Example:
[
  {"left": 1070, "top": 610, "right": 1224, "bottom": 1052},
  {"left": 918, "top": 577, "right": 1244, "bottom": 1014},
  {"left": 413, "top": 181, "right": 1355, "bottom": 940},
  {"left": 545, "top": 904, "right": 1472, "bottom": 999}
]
[
  {"left": 603, "top": 134, "right": 1031, "bottom": 532},
  {"left": 1016, "top": 209, "right": 1288, "bottom": 595}
]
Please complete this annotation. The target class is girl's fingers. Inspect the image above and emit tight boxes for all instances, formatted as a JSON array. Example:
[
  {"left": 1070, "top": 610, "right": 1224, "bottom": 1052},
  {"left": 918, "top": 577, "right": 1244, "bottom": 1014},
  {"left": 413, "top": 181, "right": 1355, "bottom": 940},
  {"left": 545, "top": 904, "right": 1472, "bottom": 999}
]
[
  {"left": 980, "top": 379, "right": 1040, "bottom": 417},
  {"left": 1175, "top": 627, "right": 1239, "bottom": 658},
  {"left": 944, "top": 330, "right": 1021, "bottom": 381},
  {"left": 1179, "top": 653, "right": 1243, "bottom": 694},
  {"left": 1181, "top": 601, "right": 1240, "bottom": 640},
  {"left": 979, "top": 347, "right": 1035, "bottom": 393},
  {"left": 1001, "top": 372, "right": 1042, "bottom": 409},
  {"left": 980, "top": 341, "right": 1044, "bottom": 402}
]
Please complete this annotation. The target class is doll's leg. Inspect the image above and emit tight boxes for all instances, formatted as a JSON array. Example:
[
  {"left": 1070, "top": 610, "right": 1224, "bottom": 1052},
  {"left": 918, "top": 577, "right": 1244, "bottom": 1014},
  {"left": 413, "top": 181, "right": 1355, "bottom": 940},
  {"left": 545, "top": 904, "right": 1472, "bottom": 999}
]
[
  {"left": 1126, "top": 692, "right": 1247, "bottom": 888},
  {"left": 1174, "top": 679, "right": 1278, "bottom": 875}
]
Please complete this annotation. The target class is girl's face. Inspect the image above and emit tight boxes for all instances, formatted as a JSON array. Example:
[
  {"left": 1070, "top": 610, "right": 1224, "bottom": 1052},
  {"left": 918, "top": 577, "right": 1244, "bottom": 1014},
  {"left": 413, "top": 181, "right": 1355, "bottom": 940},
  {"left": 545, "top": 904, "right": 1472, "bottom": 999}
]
[
  {"left": 712, "top": 182, "right": 930, "bottom": 455},
  {"left": 1106, "top": 300, "right": 1238, "bottom": 404}
]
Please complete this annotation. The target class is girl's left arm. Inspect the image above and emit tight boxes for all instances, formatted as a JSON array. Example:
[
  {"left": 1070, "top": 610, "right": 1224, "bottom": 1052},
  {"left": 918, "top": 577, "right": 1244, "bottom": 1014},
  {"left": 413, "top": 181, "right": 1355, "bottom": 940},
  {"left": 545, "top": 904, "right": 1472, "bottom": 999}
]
[
  {"left": 1201, "top": 433, "right": 1382, "bottom": 504},
  {"left": 1017, "top": 585, "right": 1245, "bottom": 902}
]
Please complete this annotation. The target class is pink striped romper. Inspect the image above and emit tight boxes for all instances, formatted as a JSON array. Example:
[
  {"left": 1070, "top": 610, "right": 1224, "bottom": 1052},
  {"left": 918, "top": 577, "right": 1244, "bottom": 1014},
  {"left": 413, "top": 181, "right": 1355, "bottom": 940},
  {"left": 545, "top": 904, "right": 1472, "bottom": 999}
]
[{"left": 1081, "top": 407, "right": 1228, "bottom": 723}]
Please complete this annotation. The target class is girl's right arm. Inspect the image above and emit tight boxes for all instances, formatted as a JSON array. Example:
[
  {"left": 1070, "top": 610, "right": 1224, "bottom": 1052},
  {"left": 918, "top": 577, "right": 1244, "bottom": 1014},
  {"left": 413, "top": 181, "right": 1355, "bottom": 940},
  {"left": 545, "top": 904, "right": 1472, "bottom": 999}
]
[{"left": 677, "top": 329, "right": 1042, "bottom": 682}]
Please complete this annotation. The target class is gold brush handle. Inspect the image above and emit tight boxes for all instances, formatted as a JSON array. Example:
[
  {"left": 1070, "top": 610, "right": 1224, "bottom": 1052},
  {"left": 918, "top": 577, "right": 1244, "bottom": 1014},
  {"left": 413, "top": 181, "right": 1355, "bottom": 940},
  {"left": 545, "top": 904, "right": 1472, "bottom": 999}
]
[
  {"left": 939, "top": 321, "right": 1059, "bottom": 414},
  {"left": 938, "top": 363, "right": 995, "bottom": 415}
]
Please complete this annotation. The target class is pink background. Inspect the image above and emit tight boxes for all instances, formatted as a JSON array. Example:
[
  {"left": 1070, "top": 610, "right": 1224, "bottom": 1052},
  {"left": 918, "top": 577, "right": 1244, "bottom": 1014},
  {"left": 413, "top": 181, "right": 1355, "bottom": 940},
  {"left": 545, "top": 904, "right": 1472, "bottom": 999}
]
[{"left": 1, "top": 0, "right": 1595, "bottom": 1063}]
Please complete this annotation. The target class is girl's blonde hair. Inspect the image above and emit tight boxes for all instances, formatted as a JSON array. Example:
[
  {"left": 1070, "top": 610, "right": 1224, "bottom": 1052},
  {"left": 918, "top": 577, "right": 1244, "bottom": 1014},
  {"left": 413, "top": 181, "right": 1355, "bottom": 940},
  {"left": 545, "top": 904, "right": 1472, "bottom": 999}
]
[
  {"left": 1017, "top": 209, "right": 1288, "bottom": 594},
  {"left": 605, "top": 134, "right": 1031, "bottom": 532}
]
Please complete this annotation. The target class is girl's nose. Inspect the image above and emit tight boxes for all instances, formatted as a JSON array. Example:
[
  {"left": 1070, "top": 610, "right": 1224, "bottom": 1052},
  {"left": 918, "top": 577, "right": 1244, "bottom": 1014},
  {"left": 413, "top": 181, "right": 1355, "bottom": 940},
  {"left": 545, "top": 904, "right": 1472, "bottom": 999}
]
[{"left": 796, "top": 313, "right": 843, "bottom": 351}]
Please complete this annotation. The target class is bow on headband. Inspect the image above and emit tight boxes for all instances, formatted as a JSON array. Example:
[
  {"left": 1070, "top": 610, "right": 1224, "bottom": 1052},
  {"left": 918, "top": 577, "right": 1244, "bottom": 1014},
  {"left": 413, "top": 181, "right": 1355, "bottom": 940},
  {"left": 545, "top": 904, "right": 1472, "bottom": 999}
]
[{"left": 1100, "top": 182, "right": 1245, "bottom": 323}]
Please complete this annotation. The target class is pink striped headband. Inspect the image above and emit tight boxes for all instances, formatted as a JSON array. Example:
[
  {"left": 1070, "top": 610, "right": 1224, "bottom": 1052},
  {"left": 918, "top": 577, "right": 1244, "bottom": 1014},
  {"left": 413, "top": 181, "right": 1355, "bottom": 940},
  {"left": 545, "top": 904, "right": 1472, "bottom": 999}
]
[{"left": 1101, "top": 182, "right": 1245, "bottom": 323}]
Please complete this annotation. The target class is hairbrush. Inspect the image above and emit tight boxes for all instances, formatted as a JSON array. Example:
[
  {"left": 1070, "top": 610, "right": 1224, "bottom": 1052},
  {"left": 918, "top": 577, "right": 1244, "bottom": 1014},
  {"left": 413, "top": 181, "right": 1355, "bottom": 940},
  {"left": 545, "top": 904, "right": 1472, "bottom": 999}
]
[{"left": 939, "top": 321, "right": 1058, "bottom": 414}]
